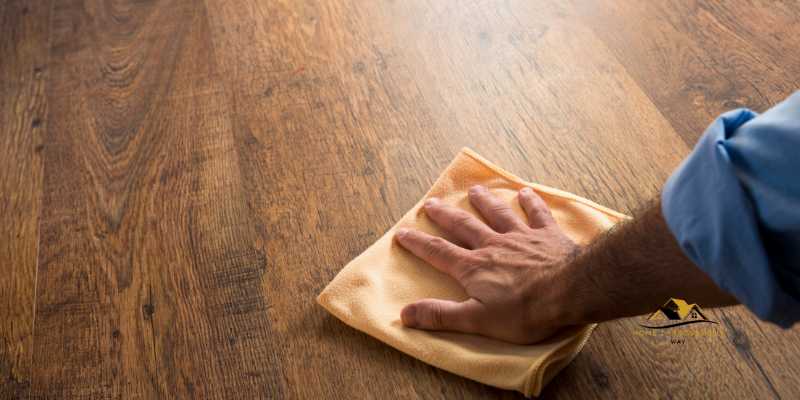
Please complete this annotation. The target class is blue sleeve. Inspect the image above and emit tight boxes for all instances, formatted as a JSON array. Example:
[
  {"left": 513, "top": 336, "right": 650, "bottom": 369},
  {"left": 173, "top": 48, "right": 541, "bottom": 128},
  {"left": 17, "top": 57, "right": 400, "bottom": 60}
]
[{"left": 661, "top": 91, "right": 800, "bottom": 328}]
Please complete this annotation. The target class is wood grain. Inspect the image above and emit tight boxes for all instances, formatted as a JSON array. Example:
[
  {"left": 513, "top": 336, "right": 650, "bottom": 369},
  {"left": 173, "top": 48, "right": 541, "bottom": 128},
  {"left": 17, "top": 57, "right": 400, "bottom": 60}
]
[
  {"left": 33, "top": 0, "right": 281, "bottom": 397},
  {"left": 576, "top": 0, "right": 800, "bottom": 145},
  {"left": 0, "top": 0, "right": 797, "bottom": 398},
  {"left": 0, "top": 0, "right": 51, "bottom": 398}
]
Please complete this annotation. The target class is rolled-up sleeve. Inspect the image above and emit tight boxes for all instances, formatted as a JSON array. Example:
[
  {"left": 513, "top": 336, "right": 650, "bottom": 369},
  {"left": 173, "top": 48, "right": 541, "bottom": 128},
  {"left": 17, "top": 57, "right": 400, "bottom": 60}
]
[{"left": 662, "top": 91, "right": 800, "bottom": 328}]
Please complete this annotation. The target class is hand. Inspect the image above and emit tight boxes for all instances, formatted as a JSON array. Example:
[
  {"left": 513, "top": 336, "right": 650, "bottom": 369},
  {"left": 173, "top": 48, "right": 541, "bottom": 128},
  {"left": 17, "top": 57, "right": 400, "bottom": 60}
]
[{"left": 394, "top": 185, "right": 580, "bottom": 344}]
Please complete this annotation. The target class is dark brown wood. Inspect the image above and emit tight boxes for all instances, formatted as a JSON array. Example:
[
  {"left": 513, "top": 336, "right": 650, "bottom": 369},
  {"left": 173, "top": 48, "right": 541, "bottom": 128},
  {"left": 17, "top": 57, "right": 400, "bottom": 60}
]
[
  {"left": 32, "top": 0, "right": 282, "bottom": 398},
  {"left": 0, "top": 0, "right": 51, "bottom": 398},
  {"left": 0, "top": 0, "right": 798, "bottom": 398},
  {"left": 577, "top": 0, "right": 800, "bottom": 145}
]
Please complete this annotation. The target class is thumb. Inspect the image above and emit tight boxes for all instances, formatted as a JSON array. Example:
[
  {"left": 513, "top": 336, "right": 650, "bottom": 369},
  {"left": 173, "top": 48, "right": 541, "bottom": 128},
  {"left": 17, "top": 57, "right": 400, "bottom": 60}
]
[{"left": 401, "top": 298, "right": 483, "bottom": 334}]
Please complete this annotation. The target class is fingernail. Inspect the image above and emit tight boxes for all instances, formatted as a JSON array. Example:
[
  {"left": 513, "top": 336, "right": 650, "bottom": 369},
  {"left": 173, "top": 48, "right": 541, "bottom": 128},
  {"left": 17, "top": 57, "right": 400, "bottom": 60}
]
[
  {"left": 396, "top": 228, "right": 409, "bottom": 239},
  {"left": 424, "top": 198, "right": 439, "bottom": 207},
  {"left": 521, "top": 187, "right": 533, "bottom": 195},
  {"left": 469, "top": 185, "right": 485, "bottom": 193},
  {"left": 401, "top": 304, "right": 418, "bottom": 327}
]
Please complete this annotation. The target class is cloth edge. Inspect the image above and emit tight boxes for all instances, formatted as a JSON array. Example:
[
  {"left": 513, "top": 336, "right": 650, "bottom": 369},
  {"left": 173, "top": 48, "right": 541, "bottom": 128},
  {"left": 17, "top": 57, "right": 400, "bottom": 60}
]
[{"left": 460, "top": 147, "right": 630, "bottom": 221}]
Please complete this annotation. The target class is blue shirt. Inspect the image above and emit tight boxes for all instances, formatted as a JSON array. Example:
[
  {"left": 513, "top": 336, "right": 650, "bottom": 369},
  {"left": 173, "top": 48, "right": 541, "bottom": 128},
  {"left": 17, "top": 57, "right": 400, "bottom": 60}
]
[{"left": 662, "top": 91, "right": 800, "bottom": 328}]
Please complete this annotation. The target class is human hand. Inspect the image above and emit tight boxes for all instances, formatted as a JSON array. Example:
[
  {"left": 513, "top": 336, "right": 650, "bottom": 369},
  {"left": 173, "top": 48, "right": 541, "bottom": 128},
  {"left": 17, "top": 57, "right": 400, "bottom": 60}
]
[{"left": 394, "top": 185, "right": 580, "bottom": 344}]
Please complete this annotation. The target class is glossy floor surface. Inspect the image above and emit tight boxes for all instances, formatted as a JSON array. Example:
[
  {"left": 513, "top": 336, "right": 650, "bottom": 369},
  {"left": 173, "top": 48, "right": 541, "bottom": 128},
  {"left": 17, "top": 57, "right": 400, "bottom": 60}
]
[{"left": 2, "top": 0, "right": 799, "bottom": 398}]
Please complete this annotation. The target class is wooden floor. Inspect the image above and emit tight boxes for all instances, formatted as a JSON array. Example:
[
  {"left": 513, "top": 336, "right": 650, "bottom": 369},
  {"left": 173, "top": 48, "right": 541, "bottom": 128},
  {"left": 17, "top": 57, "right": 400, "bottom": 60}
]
[{"left": 2, "top": 0, "right": 799, "bottom": 398}]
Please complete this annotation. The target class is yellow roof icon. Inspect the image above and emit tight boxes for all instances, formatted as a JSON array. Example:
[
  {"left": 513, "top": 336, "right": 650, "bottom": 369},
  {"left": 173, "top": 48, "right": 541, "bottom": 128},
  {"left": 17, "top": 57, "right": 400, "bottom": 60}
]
[
  {"left": 647, "top": 298, "right": 706, "bottom": 321},
  {"left": 641, "top": 298, "right": 717, "bottom": 328}
]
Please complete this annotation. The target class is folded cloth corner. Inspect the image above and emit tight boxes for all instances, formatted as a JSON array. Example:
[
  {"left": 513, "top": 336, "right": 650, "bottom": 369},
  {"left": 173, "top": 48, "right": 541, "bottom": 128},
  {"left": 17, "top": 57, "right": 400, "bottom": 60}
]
[{"left": 317, "top": 148, "right": 627, "bottom": 396}]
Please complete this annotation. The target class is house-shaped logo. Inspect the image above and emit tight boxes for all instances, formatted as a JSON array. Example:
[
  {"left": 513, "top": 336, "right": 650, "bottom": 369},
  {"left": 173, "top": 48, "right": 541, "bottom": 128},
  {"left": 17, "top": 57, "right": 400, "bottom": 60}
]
[{"left": 639, "top": 298, "right": 718, "bottom": 329}]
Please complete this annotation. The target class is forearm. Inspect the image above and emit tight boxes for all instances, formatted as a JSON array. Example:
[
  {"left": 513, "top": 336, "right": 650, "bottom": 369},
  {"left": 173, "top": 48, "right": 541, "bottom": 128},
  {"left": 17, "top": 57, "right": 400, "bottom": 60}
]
[{"left": 559, "top": 197, "right": 738, "bottom": 325}]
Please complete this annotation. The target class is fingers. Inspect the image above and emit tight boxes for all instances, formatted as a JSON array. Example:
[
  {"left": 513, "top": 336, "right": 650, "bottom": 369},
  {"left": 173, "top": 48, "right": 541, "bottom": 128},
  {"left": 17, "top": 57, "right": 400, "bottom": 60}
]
[
  {"left": 423, "top": 198, "right": 494, "bottom": 249},
  {"left": 395, "top": 228, "right": 471, "bottom": 279},
  {"left": 401, "top": 298, "right": 484, "bottom": 334},
  {"left": 518, "top": 187, "right": 555, "bottom": 228},
  {"left": 468, "top": 185, "right": 527, "bottom": 233}
]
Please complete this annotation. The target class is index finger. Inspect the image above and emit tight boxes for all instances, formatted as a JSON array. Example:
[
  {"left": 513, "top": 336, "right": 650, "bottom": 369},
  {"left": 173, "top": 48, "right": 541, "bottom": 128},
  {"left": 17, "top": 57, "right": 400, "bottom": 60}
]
[{"left": 395, "top": 228, "right": 470, "bottom": 281}]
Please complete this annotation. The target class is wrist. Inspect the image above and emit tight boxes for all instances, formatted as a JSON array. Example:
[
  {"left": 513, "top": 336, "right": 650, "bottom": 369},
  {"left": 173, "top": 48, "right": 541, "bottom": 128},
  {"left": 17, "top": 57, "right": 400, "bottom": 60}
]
[
  {"left": 520, "top": 246, "right": 596, "bottom": 328},
  {"left": 555, "top": 265, "right": 586, "bottom": 326},
  {"left": 553, "top": 249, "right": 604, "bottom": 326}
]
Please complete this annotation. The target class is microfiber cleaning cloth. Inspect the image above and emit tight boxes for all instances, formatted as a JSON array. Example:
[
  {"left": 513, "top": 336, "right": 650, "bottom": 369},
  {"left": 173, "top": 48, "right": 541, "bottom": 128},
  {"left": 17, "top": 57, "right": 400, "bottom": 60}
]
[{"left": 317, "top": 148, "right": 627, "bottom": 396}]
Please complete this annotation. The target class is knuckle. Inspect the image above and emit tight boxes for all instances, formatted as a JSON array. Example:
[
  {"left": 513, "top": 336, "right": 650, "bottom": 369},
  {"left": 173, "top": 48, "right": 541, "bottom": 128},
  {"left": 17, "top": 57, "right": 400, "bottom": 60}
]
[
  {"left": 470, "top": 249, "right": 490, "bottom": 265},
  {"left": 460, "top": 253, "right": 483, "bottom": 268},
  {"left": 477, "top": 233, "right": 502, "bottom": 248},
  {"left": 488, "top": 203, "right": 510, "bottom": 215},
  {"left": 423, "top": 237, "right": 447, "bottom": 257},
  {"left": 454, "top": 255, "right": 482, "bottom": 280},
  {"left": 425, "top": 303, "right": 445, "bottom": 329},
  {"left": 524, "top": 195, "right": 543, "bottom": 209},
  {"left": 486, "top": 251, "right": 503, "bottom": 266},
  {"left": 534, "top": 201, "right": 553, "bottom": 217},
  {"left": 450, "top": 214, "right": 474, "bottom": 230},
  {"left": 516, "top": 224, "right": 535, "bottom": 234}
]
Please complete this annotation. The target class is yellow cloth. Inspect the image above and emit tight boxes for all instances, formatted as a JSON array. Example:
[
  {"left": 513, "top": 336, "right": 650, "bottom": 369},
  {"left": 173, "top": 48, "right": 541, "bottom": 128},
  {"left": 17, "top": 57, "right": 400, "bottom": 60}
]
[{"left": 317, "top": 148, "right": 627, "bottom": 396}]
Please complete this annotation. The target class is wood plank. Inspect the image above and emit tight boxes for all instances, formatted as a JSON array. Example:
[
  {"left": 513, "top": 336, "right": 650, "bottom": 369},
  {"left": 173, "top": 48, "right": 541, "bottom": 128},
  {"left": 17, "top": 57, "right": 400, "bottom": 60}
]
[
  {"left": 374, "top": 0, "right": 687, "bottom": 212},
  {"left": 32, "top": 0, "right": 283, "bottom": 397},
  {"left": 576, "top": 0, "right": 800, "bottom": 145},
  {"left": 0, "top": 0, "right": 51, "bottom": 398}
]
